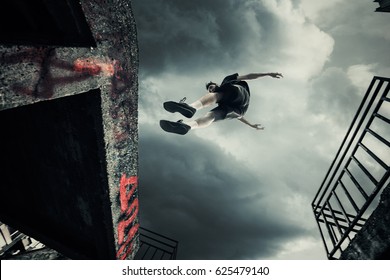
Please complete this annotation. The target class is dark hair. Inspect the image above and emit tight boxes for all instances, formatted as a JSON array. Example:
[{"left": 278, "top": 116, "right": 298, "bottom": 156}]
[{"left": 205, "top": 81, "right": 217, "bottom": 90}]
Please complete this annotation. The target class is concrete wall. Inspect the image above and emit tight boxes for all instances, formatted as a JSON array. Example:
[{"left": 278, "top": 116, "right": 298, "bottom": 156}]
[
  {"left": 340, "top": 184, "right": 390, "bottom": 259},
  {"left": 0, "top": 0, "right": 139, "bottom": 259}
]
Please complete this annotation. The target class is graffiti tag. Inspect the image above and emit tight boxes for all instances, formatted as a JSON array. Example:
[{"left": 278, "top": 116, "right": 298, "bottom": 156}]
[{"left": 116, "top": 174, "right": 139, "bottom": 260}]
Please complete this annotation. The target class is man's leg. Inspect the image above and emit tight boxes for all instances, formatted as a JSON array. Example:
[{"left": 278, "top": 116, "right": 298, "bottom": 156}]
[
  {"left": 184, "top": 111, "right": 217, "bottom": 129},
  {"left": 160, "top": 110, "right": 223, "bottom": 135},
  {"left": 190, "top": 92, "right": 222, "bottom": 110},
  {"left": 164, "top": 92, "right": 222, "bottom": 118}
]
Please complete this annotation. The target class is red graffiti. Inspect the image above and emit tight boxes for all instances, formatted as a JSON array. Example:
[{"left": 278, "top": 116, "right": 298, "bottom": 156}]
[
  {"left": 116, "top": 223, "right": 140, "bottom": 260},
  {"left": 73, "top": 58, "right": 116, "bottom": 76},
  {"left": 114, "top": 130, "right": 129, "bottom": 143},
  {"left": 116, "top": 174, "right": 139, "bottom": 260},
  {"left": 118, "top": 198, "right": 139, "bottom": 243},
  {"left": 4, "top": 48, "right": 106, "bottom": 99},
  {"left": 119, "top": 174, "right": 138, "bottom": 213}
]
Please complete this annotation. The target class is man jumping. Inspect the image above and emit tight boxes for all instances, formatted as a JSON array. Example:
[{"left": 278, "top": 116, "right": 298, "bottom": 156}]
[{"left": 160, "top": 72, "right": 283, "bottom": 135}]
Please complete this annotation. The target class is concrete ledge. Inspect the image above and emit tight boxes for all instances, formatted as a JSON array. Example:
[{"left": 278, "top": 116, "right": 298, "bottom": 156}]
[{"left": 0, "top": 0, "right": 139, "bottom": 259}]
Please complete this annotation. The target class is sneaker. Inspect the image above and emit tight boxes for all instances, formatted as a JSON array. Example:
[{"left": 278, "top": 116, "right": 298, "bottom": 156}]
[
  {"left": 163, "top": 97, "right": 196, "bottom": 118},
  {"left": 160, "top": 120, "right": 191, "bottom": 135}
]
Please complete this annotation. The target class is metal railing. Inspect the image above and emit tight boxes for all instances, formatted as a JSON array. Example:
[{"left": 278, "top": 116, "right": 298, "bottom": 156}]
[
  {"left": 134, "top": 227, "right": 178, "bottom": 260},
  {"left": 0, "top": 222, "right": 45, "bottom": 259},
  {"left": 312, "top": 76, "right": 390, "bottom": 259}
]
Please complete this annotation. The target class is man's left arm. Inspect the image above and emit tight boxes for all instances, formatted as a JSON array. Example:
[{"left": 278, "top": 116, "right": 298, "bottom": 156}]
[
  {"left": 238, "top": 116, "right": 264, "bottom": 130},
  {"left": 237, "top": 72, "right": 283, "bottom": 80},
  {"left": 230, "top": 112, "right": 264, "bottom": 130}
]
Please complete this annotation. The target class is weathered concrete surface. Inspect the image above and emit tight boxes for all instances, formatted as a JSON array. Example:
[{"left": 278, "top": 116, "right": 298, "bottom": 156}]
[
  {"left": 0, "top": 0, "right": 139, "bottom": 259},
  {"left": 340, "top": 185, "right": 390, "bottom": 259}
]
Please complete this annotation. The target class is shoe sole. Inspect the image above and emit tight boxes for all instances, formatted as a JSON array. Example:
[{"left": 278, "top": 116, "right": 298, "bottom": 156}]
[
  {"left": 160, "top": 120, "right": 191, "bottom": 135},
  {"left": 163, "top": 101, "right": 195, "bottom": 118}
]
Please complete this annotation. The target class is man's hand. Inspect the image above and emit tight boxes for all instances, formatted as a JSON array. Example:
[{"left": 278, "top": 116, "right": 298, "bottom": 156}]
[
  {"left": 238, "top": 116, "right": 265, "bottom": 130},
  {"left": 268, "top": 73, "right": 283, "bottom": 79},
  {"left": 252, "top": 124, "right": 265, "bottom": 130}
]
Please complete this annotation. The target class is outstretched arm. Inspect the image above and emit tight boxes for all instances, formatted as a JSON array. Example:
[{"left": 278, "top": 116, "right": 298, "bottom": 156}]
[
  {"left": 237, "top": 72, "right": 283, "bottom": 80},
  {"left": 234, "top": 115, "right": 264, "bottom": 130},
  {"left": 229, "top": 112, "right": 264, "bottom": 130}
]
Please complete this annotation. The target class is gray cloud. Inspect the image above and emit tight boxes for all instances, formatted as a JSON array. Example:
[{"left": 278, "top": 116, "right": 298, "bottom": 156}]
[
  {"left": 307, "top": 67, "right": 361, "bottom": 125},
  {"left": 133, "top": 0, "right": 280, "bottom": 76},
  {"left": 314, "top": 0, "right": 390, "bottom": 72},
  {"left": 138, "top": 125, "right": 306, "bottom": 259}
]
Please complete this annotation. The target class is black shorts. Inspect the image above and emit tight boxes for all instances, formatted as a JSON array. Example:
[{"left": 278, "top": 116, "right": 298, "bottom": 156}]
[{"left": 211, "top": 84, "right": 249, "bottom": 120}]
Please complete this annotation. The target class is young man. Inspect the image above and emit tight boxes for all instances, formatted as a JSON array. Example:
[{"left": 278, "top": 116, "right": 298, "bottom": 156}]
[{"left": 160, "top": 72, "right": 283, "bottom": 135}]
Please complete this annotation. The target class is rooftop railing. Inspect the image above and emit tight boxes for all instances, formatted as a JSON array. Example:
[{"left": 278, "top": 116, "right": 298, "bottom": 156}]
[
  {"left": 312, "top": 76, "right": 390, "bottom": 259},
  {"left": 134, "top": 227, "right": 178, "bottom": 260}
]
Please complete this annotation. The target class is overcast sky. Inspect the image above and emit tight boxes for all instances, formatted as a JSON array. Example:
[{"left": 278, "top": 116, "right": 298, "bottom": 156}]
[{"left": 132, "top": 0, "right": 389, "bottom": 260}]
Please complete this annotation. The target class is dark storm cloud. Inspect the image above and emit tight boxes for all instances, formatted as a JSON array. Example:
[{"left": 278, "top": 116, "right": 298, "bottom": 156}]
[
  {"left": 132, "top": 0, "right": 279, "bottom": 75},
  {"left": 138, "top": 125, "right": 306, "bottom": 259}
]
